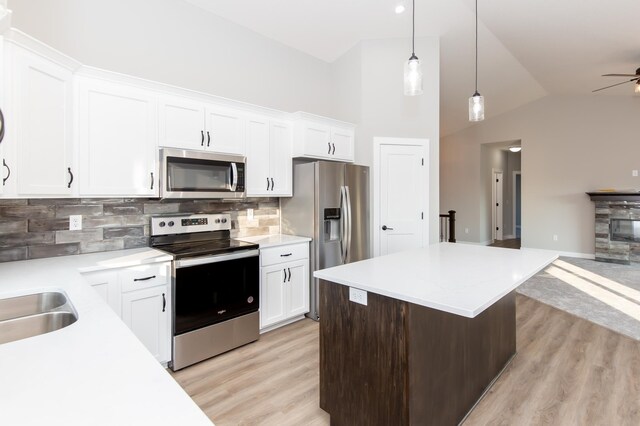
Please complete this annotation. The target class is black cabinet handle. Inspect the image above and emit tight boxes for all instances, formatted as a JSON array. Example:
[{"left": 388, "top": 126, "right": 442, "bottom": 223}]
[
  {"left": 328, "top": 142, "right": 331, "bottom": 154},
  {"left": 280, "top": 253, "right": 292, "bottom": 257},
  {"left": 270, "top": 178, "right": 274, "bottom": 191},
  {"left": 207, "top": 131, "right": 211, "bottom": 147},
  {"left": 201, "top": 130, "right": 205, "bottom": 146},
  {"left": 134, "top": 275, "right": 156, "bottom": 282},
  {"left": 382, "top": 225, "right": 394, "bottom": 231},
  {"left": 283, "top": 269, "right": 287, "bottom": 283},
  {"left": 162, "top": 293, "right": 166, "bottom": 312},
  {"left": 0, "top": 108, "right": 5, "bottom": 145},
  {"left": 3, "top": 159, "right": 10, "bottom": 186},
  {"left": 150, "top": 172, "right": 154, "bottom": 190},
  {"left": 67, "top": 167, "right": 74, "bottom": 188},
  {"left": 332, "top": 143, "right": 336, "bottom": 155},
  {"left": 267, "top": 177, "right": 270, "bottom": 191},
  {"left": 288, "top": 268, "right": 291, "bottom": 282}
]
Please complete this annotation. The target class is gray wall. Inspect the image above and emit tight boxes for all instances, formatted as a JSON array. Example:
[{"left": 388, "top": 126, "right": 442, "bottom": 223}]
[
  {"left": 441, "top": 95, "right": 640, "bottom": 255},
  {"left": 8, "top": 0, "right": 333, "bottom": 116}
]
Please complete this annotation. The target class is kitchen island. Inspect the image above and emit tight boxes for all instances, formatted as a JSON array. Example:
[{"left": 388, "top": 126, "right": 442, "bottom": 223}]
[{"left": 314, "top": 243, "right": 557, "bottom": 425}]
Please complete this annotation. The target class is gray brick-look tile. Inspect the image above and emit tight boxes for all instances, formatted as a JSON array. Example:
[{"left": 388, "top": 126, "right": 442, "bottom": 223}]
[
  {"left": 28, "top": 243, "right": 79, "bottom": 259},
  {"left": 103, "top": 202, "right": 144, "bottom": 216},
  {"left": 28, "top": 218, "right": 70, "bottom": 232},
  {"left": 104, "top": 227, "right": 145, "bottom": 239},
  {"left": 55, "top": 229, "right": 104, "bottom": 244},
  {"left": 0, "top": 220, "right": 28, "bottom": 234},
  {"left": 0, "top": 199, "right": 28, "bottom": 206},
  {"left": 124, "top": 236, "right": 150, "bottom": 249},
  {"left": 0, "top": 232, "right": 55, "bottom": 248},
  {"left": 0, "top": 205, "right": 55, "bottom": 219},
  {"left": 80, "top": 239, "right": 125, "bottom": 254},
  {"left": 56, "top": 204, "right": 103, "bottom": 218},
  {"left": 143, "top": 203, "right": 180, "bottom": 214},
  {"left": 0, "top": 247, "right": 28, "bottom": 262}
]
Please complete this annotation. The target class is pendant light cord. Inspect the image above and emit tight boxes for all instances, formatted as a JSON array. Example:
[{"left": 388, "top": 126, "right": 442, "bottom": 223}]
[
  {"left": 412, "top": 0, "right": 416, "bottom": 55},
  {"left": 475, "top": 0, "right": 478, "bottom": 93}
]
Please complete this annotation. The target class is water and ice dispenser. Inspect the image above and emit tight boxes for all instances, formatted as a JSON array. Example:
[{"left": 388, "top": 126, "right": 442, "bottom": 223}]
[{"left": 323, "top": 208, "right": 341, "bottom": 242}]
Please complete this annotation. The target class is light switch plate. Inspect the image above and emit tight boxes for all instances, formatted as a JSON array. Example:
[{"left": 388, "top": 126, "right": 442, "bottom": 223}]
[
  {"left": 349, "top": 287, "right": 368, "bottom": 306},
  {"left": 247, "top": 208, "right": 254, "bottom": 221}
]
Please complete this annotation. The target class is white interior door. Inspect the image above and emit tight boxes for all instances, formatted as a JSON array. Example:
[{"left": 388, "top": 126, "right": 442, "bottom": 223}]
[
  {"left": 378, "top": 144, "right": 425, "bottom": 256},
  {"left": 492, "top": 170, "right": 504, "bottom": 241}
]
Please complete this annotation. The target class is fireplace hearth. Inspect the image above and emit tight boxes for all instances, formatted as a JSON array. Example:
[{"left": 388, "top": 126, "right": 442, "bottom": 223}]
[{"left": 587, "top": 191, "right": 640, "bottom": 264}]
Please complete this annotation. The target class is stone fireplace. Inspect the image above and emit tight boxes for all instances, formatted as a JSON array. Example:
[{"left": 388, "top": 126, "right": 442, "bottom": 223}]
[{"left": 588, "top": 192, "right": 640, "bottom": 264}]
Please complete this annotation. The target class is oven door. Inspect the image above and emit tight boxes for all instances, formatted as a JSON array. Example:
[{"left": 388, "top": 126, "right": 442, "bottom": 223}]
[
  {"left": 173, "top": 249, "right": 259, "bottom": 336},
  {"left": 160, "top": 148, "right": 245, "bottom": 199}
]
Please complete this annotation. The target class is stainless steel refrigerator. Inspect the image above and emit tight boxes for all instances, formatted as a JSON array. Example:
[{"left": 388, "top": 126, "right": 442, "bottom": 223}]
[{"left": 281, "top": 161, "right": 370, "bottom": 320}]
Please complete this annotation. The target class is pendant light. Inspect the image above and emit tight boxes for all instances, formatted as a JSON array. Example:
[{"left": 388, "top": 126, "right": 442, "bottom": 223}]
[
  {"left": 404, "top": 0, "right": 423, "bottom": 96},
  {"left": 469, "top": 0, "right": 484, "bottom": 121}
]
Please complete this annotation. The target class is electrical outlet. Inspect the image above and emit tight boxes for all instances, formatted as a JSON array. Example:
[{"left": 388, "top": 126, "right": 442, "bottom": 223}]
[
  {"left": 465, "top": 228, "right": 469, "bottom": 234},
  {"left": 247, "top": 208, "right": 254, "bottom": 221},
  {"left": 553, "top": 234, "right": 558, "bottom": 242},
  {"left": 633, "top": 170, "right": 639, "bottom": 177},
  {"left": 349, "top": 287, "right": 368, "bottom": 306},
  {"left": 69, "top": 215, "right": 82, "bottom": 231}
]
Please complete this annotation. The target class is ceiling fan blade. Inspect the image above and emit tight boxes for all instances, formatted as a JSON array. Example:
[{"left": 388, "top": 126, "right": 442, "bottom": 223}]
[
  {"left": 602, "top": 73, "right": 640, "bottom": 77},
  {"left": 592, "top": 78, "right": 639, "bottom": 92}
]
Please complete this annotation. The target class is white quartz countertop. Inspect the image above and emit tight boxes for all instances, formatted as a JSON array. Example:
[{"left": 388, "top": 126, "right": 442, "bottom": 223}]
[
  {"left": 314, "top": 243, "right": 558, "bottom": 318},
  {"left": 0, "top": 248, "right": 212, "bottom": 426},
  {"left": 239, "top": 234, "right": 311, "bottom": 248}
]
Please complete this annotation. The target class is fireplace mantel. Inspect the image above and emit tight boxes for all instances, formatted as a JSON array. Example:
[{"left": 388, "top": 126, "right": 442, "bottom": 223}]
[{"left": 587, "top": 191, "right": 640, "bottom": 202}]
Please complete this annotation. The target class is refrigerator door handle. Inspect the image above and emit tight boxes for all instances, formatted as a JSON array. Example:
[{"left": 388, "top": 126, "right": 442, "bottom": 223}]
[
  {"left": 339, "top": 186, "right": 348, "bottom": 263},
  {"left": 344, "top": 185, "right": 352, "bottom": 263}
]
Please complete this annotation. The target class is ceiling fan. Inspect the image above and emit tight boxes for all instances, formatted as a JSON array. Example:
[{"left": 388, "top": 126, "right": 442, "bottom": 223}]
[{"left": 592, "top": 67, "right": 640, "bottom": 93}]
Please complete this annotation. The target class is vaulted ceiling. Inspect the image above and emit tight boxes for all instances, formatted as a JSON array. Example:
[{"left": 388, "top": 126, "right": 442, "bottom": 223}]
[{"left": 182, "top": 0, "right": 640, "bottom": 136}]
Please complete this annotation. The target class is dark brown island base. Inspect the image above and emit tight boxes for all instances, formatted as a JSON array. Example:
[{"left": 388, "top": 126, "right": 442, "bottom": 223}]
[{"left": 319, "top": 280, "right": 516, "bottom": 425}]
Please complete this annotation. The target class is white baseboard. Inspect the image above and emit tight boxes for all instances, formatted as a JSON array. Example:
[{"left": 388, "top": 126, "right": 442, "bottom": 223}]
[
  {"left": 457, "top": 240, "right": 492, "bottom": 246},
  {"left": 503, "top": 234, "right": 515, "bottom": 239},
  {"left": 520, "top": 247, "right": 595, "bottom": 260}
]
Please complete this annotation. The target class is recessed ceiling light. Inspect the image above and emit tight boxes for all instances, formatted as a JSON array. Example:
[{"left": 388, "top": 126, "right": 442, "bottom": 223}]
[
  {"left": 509, "top": 146, "right": 522, "bottom": 153},
  {"left": 395, "top": 4, "right": 405, "bottom": 14}
]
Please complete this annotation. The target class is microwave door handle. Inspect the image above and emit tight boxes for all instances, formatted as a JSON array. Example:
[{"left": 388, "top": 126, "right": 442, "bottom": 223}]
[{"left": 230, "top": 162, "right": 238, "bottom": 191}]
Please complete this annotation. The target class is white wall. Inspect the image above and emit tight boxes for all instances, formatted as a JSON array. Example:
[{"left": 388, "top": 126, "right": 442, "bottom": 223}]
[
  {"left": 331, "top": 37, "right": 441, "bottom": 244},
  {"left": 441, "top": 95, "right": 640, "bottom": 255},
  {"left": 7, "top": 0, "right": 333, "bottom": 116}
]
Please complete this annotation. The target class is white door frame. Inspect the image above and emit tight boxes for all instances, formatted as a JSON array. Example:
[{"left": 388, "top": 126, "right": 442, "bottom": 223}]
[
  {"left": 491, "top": 168, "right": 503, "bottom": 241},
  {"left": 372, "top": 137, "right": 429, "bottom": 257},
  {"left": 513, "top": 171, "right": 521, "bottom": 237}
]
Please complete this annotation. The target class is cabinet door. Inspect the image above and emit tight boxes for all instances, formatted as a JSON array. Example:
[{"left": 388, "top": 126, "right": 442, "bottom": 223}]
[
  {"left": 205, "top": 105, "right": 245, "bottom": 155},
  {"left": 287, "top": 260, "right": 310, "bottom": 317},
  {"left": 13, "top": 46, "right": 74, "bottom": 195},
  {"left": 0, "top": 36, "right": 5, "bottom": 196},
  {"left": 158, "top": 96, "right": 205, "bottom": 150},
  {"left": 122, "top": 285, "right": 170, "bottom": 363},
  {"left": 269, "top": 120, "right": 292, "bottom": 196},
  {"left": 330, "top": 127, "right": 354, "bottom": 162},
  {"left": 78, "top": 77, "right": 158, "bottom": 196},
  {"left": 301, "top": 121, "right": 331, "bottom": 159},
  {"left": 260, "top": 265, "right": 287, "bottom": 329},
  {"left": 245, "top": 116, "right": 271, "bottom": 197},
  {"left": 82, "top": 269, "right": 121, "bottom": 316}
]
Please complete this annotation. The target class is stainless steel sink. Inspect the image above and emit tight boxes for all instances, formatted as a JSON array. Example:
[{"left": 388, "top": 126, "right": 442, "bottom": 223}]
[
  {"left": 0, "top": 292, "right": 68, "bottom": 322},
  {"left": 0, "top": 291, "right": 77, "bottom": 345},
  {"left": 0, "top": 311, "right": 77, "bottom": 345}
]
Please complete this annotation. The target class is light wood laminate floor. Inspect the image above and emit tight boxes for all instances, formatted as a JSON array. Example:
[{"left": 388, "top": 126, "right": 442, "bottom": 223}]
[{"left": 171, "top": 295, "right": 640, "bottom": 425}]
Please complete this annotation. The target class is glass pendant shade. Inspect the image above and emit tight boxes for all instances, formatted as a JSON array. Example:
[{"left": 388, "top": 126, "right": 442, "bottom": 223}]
[
  {"left": 404, "top": 56, "right": 423, "bottom": 96},
  {"left": 468, "top": 92, "right": 484, "bottom": 121}
]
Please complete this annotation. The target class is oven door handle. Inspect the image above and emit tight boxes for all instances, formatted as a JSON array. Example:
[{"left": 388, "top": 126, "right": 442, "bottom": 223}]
[{"left": 174, "top": 249, "right": 259, "bottom": 268}]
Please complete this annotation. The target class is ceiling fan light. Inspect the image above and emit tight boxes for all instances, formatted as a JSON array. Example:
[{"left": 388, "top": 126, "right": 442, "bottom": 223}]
[
  {"left": 509, "top": 146, "right": 522, "bottom": 153},
  {"left": 404, "top": 55, "right": 423, "bottom": 96},
  {"left": 469, "top": 92, "right": 484, "bottom": 121},
  {"left": 635, "top": 82, "right": 640, "bottom": 94}
]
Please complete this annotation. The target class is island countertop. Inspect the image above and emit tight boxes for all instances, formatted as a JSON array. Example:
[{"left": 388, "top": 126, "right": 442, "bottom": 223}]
[{"left": 314, "top": 243, "right": 558, "bottom": 318}]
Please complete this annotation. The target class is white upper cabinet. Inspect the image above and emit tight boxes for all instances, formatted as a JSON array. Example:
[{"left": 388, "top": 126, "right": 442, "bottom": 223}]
[
  {"left": 159, "top": 96, "right": 245, "bottom": 155},
  {"left": 291, "top": 112, "right": 354, "bottom": 162},
  {"left": 6, "top": 43, "right": 75, "bottom": 196},
  {"left": 245, "top": 116, "right": 292, "bottom": 197},
  {"left": 77, "top": 76, "right": 158, "bottom": 197},
  {"left": 158, "top": 96, "right": 205, "bottom": 150},
  {"left": 0, "top": 36, "right": 6, "bottom": 196}
]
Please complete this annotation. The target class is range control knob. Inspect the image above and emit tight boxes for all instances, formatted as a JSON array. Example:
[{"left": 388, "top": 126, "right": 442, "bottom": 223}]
[
  {"left": 168, "top": 221, "right": 175, "bottom": 227},
  {"left": 159, "top": 221, "right": 166, "bottom": 228},
  {"left": 215, "top": 219, "right": 221, "bottom": 224},
  {"left": 221, "top": 218, "right": 228, "bottom": 223}
]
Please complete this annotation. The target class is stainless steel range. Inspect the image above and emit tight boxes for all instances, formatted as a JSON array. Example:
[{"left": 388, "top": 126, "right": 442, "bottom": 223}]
[{"left": 150, "top": 213, "right": 259, "bottom": 371}]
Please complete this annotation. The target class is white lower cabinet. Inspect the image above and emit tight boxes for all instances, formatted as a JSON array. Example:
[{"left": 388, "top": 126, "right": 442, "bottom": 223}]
[
  {"left": 122, "top": 286, "right": 170, "bottom": 364},
  {"left": 259, "top": 243, "right": 309, "bottom": 331},
  {"left": 81, "top": 261, "right": 171, "bottom": 364}
]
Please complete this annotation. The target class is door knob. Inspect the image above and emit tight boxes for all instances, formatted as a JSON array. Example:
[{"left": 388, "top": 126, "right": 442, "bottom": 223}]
[{"left": 382, "top": 225, "right": 394, "bottom": 231}]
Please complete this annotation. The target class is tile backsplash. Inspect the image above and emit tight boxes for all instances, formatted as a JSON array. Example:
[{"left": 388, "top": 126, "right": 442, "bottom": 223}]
[{"left": 0, "top": 198, "right": 280, "bottom": 263}]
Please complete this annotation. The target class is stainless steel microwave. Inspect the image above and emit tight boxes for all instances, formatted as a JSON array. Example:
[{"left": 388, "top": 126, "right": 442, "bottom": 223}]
[{"left": 159, "top": 148, "right": 246, "bottom": 199}]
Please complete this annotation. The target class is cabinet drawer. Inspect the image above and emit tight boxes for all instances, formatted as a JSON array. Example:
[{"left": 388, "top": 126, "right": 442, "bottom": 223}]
[
  {"left": 261, "top": 243, "right": 309, "bottom": 266},
  {"left": 121, "top": 263, "right": 170, "bottom": 292}
]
